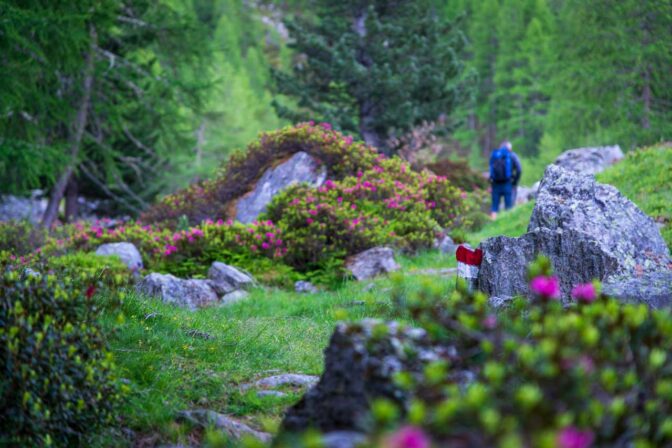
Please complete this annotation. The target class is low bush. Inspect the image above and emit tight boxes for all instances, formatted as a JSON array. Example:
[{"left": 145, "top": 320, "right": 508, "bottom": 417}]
[
  {"left": 143, "top": 122, "right": 381, "bottom": 226},
  {"left": 424, "top": 159, "right": 489, "bottom": 191},
  {"left": 264, "top": 156, "right": 474, "bottom": 284},
  {"left": 0, "top": 220, "right": 47, "bottom": 256},
  {"left": 364, "top": 257, "right": 672, "bottom": 447},
  {"left": 0, "top": 263, "right": 123, "bottom": 446}
]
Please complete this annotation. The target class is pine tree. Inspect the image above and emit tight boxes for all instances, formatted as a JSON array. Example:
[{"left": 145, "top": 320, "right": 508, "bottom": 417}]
[{"left": 272, "top": 0, "right": 467, "bottom": 151}]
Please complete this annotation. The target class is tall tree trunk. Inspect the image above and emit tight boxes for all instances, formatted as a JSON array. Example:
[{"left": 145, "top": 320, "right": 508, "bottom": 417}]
[
  {"left": 64, "top": 176, "right": 79, "bottom": 222},
  {"left": 42, "top": 26, "right": 97, "bottom": 228}
]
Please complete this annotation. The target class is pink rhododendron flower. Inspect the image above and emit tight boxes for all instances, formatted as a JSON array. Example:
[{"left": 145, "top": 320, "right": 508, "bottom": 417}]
[
  {"left": 266, "top": 232, "right": 275, "bottom": 239},
  {"left": 320, "top": 122, "right": 331, "bottom": 130},
  {"left": 343, "top": 136, "right": 353, "bottom": 146},
  {"left": 324, "top": 179, "right": 335, "bottom": 189},
  {"left": 250, "top": 245, "right": 257, "bottom": 252},
  {"left": 308, "top": 209, "right": 318, "bottom": 216},
  {"left": 351, "top": 204, "right": 357, "bottom": 210},
  {"left": 571, "top": 283, "right": 597, "bottom": 303},
  {"left": 557, "top": 427, "right": 594, "bottom": 448},
  {"left": 337, "top": 197, "right": 343, "bottom": 204},
  {"left": 306, "top": 218, "right": 314, "bottom": 225},
  {"left": 261, "top": 242, "right": 270, "bottom": 250},
  {"left": 483, "top": 314, "right": 497, "bottom": 330},
  {"left": 529, "top": 275, "right": 560, "bottom": 299},
  {"left": 383, "top": 426, "right": 430, "bottom": 448},
  {"left": 164, "top": 245, "right": 178, "bottom": 256}
]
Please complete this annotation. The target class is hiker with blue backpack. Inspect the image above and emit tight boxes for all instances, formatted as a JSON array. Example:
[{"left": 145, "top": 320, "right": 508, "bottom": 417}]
[{"left": 489, "top": 140, "right": 522, "bottom": 219}]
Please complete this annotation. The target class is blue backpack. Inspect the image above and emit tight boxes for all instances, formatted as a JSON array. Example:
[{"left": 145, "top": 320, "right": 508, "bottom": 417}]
[{"left": 489, "top": 147, "right": 512, "bottom": 183}]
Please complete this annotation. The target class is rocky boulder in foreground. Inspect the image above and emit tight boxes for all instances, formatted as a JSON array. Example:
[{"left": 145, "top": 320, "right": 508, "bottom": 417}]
[
  {"left": 478, "top": 165, "right": 670, "bottom": 303},
  {"left": 95, "top": 242, "right": 143, "bottom": 272},
  {"left": 136, "top": 273, "right": 219, "bottom": 310}
]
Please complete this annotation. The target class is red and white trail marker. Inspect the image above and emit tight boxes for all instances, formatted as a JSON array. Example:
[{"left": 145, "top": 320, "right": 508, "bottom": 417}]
[{"left": 456, "top": 245, "right": 483, "bottom": 292}]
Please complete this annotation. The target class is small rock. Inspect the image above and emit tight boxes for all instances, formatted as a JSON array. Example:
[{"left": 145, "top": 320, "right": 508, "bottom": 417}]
[
  {"left": 177, "top": 409, "right": 270, "bottom": 443},
  {"left": 208, "top": 262, "right": 255, "bottom": 295},
  {"left": 257, "top": 390, "right": 287, "bottom": 398},
  {"left": 248, "top": 374, "right": 319, "bottom": 390},
  {"left": 95, "top": 242, "right": 143, "bottom": 271},
  {"left": 295, "top": 280, "right": 319, "bottom": 294},
  {"left": 345, "top": 247, "right": 400, "bottom": 281},
  {"left": 136, "top": 273, "right": 219, "bottom": 309},
  {"left": 221, "top": 290, "right": 249, "bottom": 305},
  {"left": 185, "top": 329, "right": 214, "bottom": 340},
  {"left": 436, "top": 235, "right": 459, "bottom": 255}
]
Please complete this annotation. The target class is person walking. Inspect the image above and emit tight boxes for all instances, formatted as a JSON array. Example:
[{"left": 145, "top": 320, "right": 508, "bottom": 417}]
[{"left": 489, "top": 140, "right": 522, "bottom": 219}]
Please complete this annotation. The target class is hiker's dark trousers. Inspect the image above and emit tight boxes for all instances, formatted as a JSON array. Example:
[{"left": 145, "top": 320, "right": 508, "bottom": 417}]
[{"left": 491, "top": 182, "right": 513, "bottom": 212}]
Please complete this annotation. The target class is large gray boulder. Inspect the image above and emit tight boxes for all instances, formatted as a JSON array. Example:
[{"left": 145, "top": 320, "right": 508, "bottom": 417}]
[
  {"left": 280, "top": 320, "right": 439, "bottom": 434},
  {"left": 0, "top": 190, "right": 47, "bottom": 223},
  {"left": 235, "top": 151, "right": 327, "bottom": 224},
  {"left": 207, "top": 262, "right": 255, "bottom": 295},
  {"left": 602, "top": 272, "right": 672, "bottom": 309},
  {"left": 136, "top": 273, "right": 219, "bottom": 309},
  {"left": 553, "top": 145, "right": 623, "bottom": 175},
  {"left": 345, "top": 247, "right": 400, "bottom": 281},
  {"left": 95, "top": 242, "right": 143, "bottom": 272},
  {"left": 478, "top": 165, "right": 670, "bottom": 303}
]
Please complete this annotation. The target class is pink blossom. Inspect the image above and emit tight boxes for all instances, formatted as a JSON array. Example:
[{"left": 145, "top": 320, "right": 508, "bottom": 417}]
[
  {"left": 308, "top": 209, "right": 318, "bottom": 216},
  {"left": 191, "top": 228, "right": 204, "bottom": 237},
  {"left": 247, "top": 227, "right": 255, "bottom": 233},
  {"left": 261, "top": 242, "right": 270, "bottom": 250},
  {"left": 266, "top": 232, "right": 276, "bottom": 240},
  {"left": 276, "top": 239, "right": 283, "bottom": 246},
  {"left": 373, "top": 165, "right": 384, "bottom": 174},
  {"left": 308, "top": 120, "right": 315, "bottom": 126},
  {"left": 483, "top": 314, "right": 497, "bottom": 330},
  {"left": 529, "top": 275, "right": 560, "bottom": 300},
  {"left": 250, "top": 245, "right": 258, "bottom": 252},
  {"left": 324, "top": 179, "right": 335, "bottom": 189},
  {"left": 557, "top": 427, "right": 594, "bottom": 448},
  {"left": 164, "top": 244, "right": 178, "bottom": 256},
  {"left": 216, "top": 219, "right": 225, "bottom": 226},
  {"left": 383, "top": 426, "right": 430, "bottom": 448},
  {"left": 337, "top": 197, "right": 344, "bottom": 204},
  {"left": 306, "top": 218, "right": 314, "bottom": 225},
  {"left": 571, "top": 283, "right": 597, "bottom": 303},
  {"left": 351, "top": 204, "right": 357, "bottom": 210},
  {"left": 227, "top": 219, "right": 234, "bottom": 226},
  {"left": 320, "top": 122, "right": 332, "bottom": 130},
  {"left": 343, "top": 136, "right": 353, "bottom": 146}
]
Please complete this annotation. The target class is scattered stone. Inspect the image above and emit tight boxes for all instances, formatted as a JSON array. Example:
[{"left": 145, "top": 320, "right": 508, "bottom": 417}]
[
  {"left": 95, "top": 242, "right": 143, "bottom": 272},
  {"left": 177, "top": 409, "right": 271, "bottom": 443},
  {"left": 362, "top": 283, "right": 376, "bottom": 292},
  {"left": 295, "top": 280, "right": 319, "bottom": 294},
  {"left": 280, "top": 320, "right": 446, "bottom": 434},
  {"left": 553, "top": 145, "right": 624, "bottom": 175},
  {"left": 144, "top": 312, "right": 159, "bottom": 320},
  {"left": 235, "top": 151, "right": 327, "bottom": 224},
  {"left": 0, "top": 190, "right": 47, "bottom": 223},
  {"left": 185, "top": 329, "right": 214, "bottom": 340},
  {"left": 221, "top": 290, "right": 249, "bottom": 305},
  {"left": 136, "top": 273, "right": 219, "bottom": 309},
  {"left": 22, "top": 267, "right": 41, "bottom": 279},
  {"left": 207, "top": 262, "right": 255, "bottom": 295},
  {"left": 435, "top": 234, "right": 459, "bottom": 255},
  {"left": 345, "top": 247, "right": 400, "bottom": 281},
  {"left": 245, "top": 374, "right": 319, "bottom": 391},
  {"left": 478, "top": 165, "right": 670, "bottom": 303},
  {"left": 256, "top": 390, "right": 287, "bottom": 398},
  {"left": 515, "top": 184, "right": 538, "bottom": 204}
]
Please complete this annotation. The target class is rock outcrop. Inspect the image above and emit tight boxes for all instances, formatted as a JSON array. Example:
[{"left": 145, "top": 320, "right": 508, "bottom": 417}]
[
  {"left": 95, "top": 242, "right": 143, "bottom": 272},
  {"left": 553, "top": 145, "right": 623, "bottom": 175},
  {"left": 235, "top": 151, "right": 327, "bottom": 224},
  {"left": 345, "top": 247, "right": 400, "bottom": 281},
  {"left": 280, "top": 320, "right": 439, "bottom": 434},
  {"left": 177, "top": 409, "right": 271, "bottom": 443},
  {"left": 295, "top": 280, "right": 319, "bottom": 294},
  {"left": 478, "top": 165, "right": 670, "bottom": 303}
]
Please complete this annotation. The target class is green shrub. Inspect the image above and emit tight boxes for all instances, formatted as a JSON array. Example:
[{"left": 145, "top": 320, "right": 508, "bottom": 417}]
[
  {"left": 0, "top": 220, "right": 47, "bottom": 256},
  {"left": 424, "top": 159, "right": 489, "bottom": 191},
  {"left": 0, "top": 264, "right": 123, "bottom": 446},
  {"left": 264, "top": 157, "right": 473, "bottom": 284},
  {"left": 143, "top": 122, "right": 381, "bottom": 226},
  {"left": 365, "top": 257, "right": 672, "bottom": 447}
]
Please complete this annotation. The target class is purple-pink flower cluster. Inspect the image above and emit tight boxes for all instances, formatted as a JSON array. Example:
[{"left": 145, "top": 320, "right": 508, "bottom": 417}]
[
  {"left": 571, "top": 283, "right": 597, "bottom": 303},
  {"left": 529, "top": 275, "right": 561, "bottom": 300}
]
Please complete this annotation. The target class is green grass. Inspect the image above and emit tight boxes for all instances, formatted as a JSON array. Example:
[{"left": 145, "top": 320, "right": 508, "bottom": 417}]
[
  {"left": 467, "top": 201, "right": 535, "bottom": 245},
  {"left": 94, "top": 259, "right": 457, "bottom": 446},
  {"left": 597, "top": 143, "right": 672, "bottom": 246}
]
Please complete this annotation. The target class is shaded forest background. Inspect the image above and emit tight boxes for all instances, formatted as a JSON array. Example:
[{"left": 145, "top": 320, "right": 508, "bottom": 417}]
[{"left": 1, "top": 0, "right": 670, "bottom": 218}]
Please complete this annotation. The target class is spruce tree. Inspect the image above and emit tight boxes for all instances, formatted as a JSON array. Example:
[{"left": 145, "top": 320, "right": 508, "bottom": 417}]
[{"left": 272, "top": 0, "right": 467, "bottom": 151}]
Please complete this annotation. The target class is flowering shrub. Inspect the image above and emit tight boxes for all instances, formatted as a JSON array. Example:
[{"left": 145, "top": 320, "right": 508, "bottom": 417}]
[
  {"left": 0, "top": 263, "right": 122, "bottom": 446},
  {"left": 362, "top": 256, "right": 672, "bottom": 447},
  {"left": 424, "top": 159, "right": 489, "bottom": 192},
  {"left": 264, "top": 156, "right": 472, "bottom": 282},
  {"left": 143, "top": 122, "right": 381, "bottom": 226},
  {"left": 0, "top": 220, "right": 47, "bottom": 256}
]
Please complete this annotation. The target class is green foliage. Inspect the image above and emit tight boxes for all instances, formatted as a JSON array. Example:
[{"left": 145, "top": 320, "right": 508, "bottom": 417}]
[
  {"left": 0, "top": 264, "right": 122, "bottom": 446},
  {"left": 424, "top": 159, "right": 489, "bottom": 191},
  {"left": 272, "top": 0, "right": 467, "bottom": 149},
  {"left": 597, "top": 143, "right": 672, "bottom": 246},
  {"left": 365, "top": 257, "right": 672, "bottom": 446},
  {"left": 0, "top": 220, "right": 48, "bottom": 256}
]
